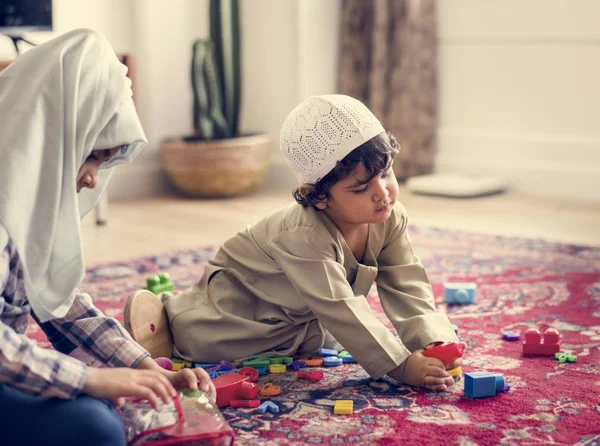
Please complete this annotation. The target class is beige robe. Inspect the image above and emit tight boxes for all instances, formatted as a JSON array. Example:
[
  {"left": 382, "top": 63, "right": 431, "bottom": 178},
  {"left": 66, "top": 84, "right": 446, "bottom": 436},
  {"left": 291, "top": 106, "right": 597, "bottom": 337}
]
[{"left": 164, "top": 202, "right": 458, "bottom": 379}]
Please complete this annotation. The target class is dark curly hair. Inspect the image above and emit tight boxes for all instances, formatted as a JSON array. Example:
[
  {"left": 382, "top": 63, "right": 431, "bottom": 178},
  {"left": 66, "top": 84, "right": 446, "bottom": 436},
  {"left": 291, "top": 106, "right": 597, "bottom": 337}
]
[{"left": 293, "top": 131, "right": 400, "bottom": 208}]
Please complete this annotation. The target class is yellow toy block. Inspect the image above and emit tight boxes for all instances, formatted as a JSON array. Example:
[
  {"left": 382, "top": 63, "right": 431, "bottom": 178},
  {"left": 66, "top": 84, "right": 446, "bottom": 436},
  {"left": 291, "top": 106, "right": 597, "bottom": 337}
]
[
  {"left": 171, "top": 362, "right": 186, "bottom": 371},
  {"left": 269, "top": 364, "right": 287, "bottom": 374},
  {"left": 334, "top": 400, "right": 353, "bottom": 415},
  {"left": 447, "top": 366, "right": 463, "bottom": 382}
]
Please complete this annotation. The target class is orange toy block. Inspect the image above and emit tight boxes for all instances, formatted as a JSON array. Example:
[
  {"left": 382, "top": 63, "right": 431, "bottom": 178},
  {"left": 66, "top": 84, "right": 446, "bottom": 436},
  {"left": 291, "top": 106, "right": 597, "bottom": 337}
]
[
  {"left": 297, "top": 356, "right": 324, "bottom": 367},
  {"left": 523, "top": 327, "right": 560, "bottom": 356}
]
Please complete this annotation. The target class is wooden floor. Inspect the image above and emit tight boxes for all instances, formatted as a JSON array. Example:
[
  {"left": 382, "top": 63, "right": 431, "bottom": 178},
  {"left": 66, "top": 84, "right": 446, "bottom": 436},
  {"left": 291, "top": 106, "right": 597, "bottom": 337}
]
[{"left": 81, "top": 184, "right": 600, "bottom": 266}]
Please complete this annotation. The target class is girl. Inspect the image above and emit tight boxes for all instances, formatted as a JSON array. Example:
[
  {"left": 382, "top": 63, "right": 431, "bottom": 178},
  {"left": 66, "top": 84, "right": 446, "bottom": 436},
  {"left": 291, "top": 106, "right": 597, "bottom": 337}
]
[
  {"left": 127, "top": 95, "right": 462, "bottom": 391},
  {"left": 0, "top": 29, "right": 214, "bottom": 446}
]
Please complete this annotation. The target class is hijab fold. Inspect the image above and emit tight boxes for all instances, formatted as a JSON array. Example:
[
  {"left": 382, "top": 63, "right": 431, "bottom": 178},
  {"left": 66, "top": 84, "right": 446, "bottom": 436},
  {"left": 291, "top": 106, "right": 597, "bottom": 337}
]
[{"left": 0, "top": 29, "right": 147, "bottom": 322}]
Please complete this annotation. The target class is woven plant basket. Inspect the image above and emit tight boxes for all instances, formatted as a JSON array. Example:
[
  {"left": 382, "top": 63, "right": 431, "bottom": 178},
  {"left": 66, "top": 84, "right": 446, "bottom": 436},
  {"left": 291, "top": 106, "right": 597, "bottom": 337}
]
[{"left": 161, "top": 134, "right": 271, "bottom": 197}]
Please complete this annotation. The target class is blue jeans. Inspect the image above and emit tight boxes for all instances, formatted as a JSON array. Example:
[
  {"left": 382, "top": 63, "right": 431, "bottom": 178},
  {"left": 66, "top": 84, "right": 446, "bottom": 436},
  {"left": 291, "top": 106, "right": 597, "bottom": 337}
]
[{"left": 0, "top": 384, "right": 126, "bottom": 446}]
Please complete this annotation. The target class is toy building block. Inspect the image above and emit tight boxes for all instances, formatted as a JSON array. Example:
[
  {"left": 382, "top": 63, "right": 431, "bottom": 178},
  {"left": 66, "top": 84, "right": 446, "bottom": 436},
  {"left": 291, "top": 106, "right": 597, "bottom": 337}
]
[
  {"left": 290, "top": 360, "right": 307, "bottom": 371},
  {"left": 464, "top": 371, "right": 508, "bottom": 398},
  {"left": 146, "top": 273, "right": 174, "bottom": 295},
  {"left": 171, "top": 362, "right": 186, "bottom": 371},
  {"left": 219, "top": 360, "right": 234, "bottom": 371},
  {"left": 334, "top": 400, "right": 354, "bottom": 415},
  {"left": 316, "top": 348, "right": 339, "bottom": 357},
  {"left": 338, "top": 350, "right": 357, "bottom": 363},
  {"left": 238, "top": 367, "right": 259, "bottom": 382},
  {"left": 257, "top": 401, "right": 280, "bottom": 414},
  {"left": 230, "top": 399, "right": 260, "bottom": 408},
  {"left": 447, "top": 366, "right": 463, "bottom": 382},
  {"left": 256, "top": 367, "right": 268, "bottom": 376},
  {"left": 243, "top": 358, "right": 271, "bottom": 368},
  {"left": 422, "top": 341, "right": 465, "bottom": 367},
  {"left": 323, "top": 356, "right": 343, "bottom": 367},
  {"left": 444, "top": 282, "right": 476, "bottom": 304},
  {"left": 269, "top": 364, "right": 287, "bottom": 374},
  {"left": 297, "top": 356, "right": 324, "bottom": 367},
  {"left": 502, "top": 331, "right": 520, "bottom": 341},
  {"left": 265, "top": 356, "right": 284, "bottom": 364},
  {"left": 555, "top": 352, "right": 577, "bottom": 363},
  {"left": 212, "top": 373, "right": 258, "bottom": 408},
  {"left": 297, "top": 370, "right": 324, "bottom": 381},
  {"left": 522, "top": 328, "right": 560, "bottom": 356},
  {"left": 259, "top": 383, "right": 281, "bottom": 397},
  {"left": 281, "top": 357, "right": 294, "bottom": 365}
]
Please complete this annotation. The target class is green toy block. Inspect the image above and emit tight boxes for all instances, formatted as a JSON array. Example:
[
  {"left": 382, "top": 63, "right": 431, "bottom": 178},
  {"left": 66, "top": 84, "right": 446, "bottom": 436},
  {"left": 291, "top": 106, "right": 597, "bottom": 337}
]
[
  {"left": 281, "top": 357, "right": 293, "bottom": 364},
  {"left": 146, "top": 273, "right": 174, "bottom": 294},
  {"left": 555, "top": 352, "right": 577, "bottom": 363},
  {"left": 266, "top": 356, "right": 284, "bottom": 364},
  {"left": 243, "top": 358, "right": 271, "bottom": 368}
]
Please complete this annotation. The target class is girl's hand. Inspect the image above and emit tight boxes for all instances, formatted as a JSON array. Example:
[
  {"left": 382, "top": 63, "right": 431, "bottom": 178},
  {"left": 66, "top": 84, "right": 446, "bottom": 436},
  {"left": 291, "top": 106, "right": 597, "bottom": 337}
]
[
  {"left": 388, "top": 350, "right": 454, "bottom": 391},
  {"left": 83, "top": 367, "right": 177, "bottom": 409},
  {"left": 164, "top": 368, "right": 217, "bottom": 403}
]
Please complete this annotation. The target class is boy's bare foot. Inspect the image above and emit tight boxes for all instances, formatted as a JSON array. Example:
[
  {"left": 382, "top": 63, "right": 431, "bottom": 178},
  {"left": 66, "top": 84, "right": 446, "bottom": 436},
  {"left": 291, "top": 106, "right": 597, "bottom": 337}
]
[
  {"left": 124, "top": 290, "right": 173, "bottom": 358},
  {"left": 388, "top": 350, "right": 454, "bottom": 391}
]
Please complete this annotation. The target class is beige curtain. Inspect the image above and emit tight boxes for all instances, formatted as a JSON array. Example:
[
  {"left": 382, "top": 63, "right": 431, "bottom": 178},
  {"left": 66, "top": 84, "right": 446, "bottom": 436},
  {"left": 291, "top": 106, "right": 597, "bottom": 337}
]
[{"left": 338, "top": 0, "right": 437, "bottom": 179}]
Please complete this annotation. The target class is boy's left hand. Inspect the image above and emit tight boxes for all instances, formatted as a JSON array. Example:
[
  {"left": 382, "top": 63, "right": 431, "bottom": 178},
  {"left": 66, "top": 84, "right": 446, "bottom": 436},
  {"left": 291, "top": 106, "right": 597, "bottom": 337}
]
[{"left": 164, "top": 368, "right": 217, "bottom": 403}]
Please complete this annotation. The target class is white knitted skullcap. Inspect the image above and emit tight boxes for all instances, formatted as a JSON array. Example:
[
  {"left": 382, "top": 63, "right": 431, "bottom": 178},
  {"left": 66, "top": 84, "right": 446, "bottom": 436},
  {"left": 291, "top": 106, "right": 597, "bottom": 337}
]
[{"left": 280, "top": 94, "right": 385, "bottom": 184}]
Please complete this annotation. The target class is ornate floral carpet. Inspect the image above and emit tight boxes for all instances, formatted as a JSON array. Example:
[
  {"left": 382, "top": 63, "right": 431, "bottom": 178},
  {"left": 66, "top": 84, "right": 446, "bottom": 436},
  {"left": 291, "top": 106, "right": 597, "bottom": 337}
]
[{"left": 27, "top": 226, "right": 600, "bottom": 445}]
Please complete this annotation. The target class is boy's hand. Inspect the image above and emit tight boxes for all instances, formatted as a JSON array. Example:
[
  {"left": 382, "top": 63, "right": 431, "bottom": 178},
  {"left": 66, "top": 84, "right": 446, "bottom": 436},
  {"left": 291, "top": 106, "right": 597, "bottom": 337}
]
[
  {"left": 164, "top": 368, "right": 217, "bottom": 403},
  {"left": 83, "top": 367, "right": 177, "bottom": 409},
  {"left": 388, "top": 350, "right": 454, "bottom": 391}
]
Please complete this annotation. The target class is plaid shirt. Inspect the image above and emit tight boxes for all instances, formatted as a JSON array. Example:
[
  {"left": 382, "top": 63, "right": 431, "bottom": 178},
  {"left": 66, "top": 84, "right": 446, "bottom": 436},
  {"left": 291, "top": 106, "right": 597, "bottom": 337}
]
[{"left": 0, "top": 231, "right": 149, "bottom": 399}]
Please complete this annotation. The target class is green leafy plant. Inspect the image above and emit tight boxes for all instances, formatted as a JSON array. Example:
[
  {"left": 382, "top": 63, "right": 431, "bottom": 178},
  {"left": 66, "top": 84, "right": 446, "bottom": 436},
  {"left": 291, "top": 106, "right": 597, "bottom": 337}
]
[{"left": 187, "top": 0, "right": 240, "bottom": 141}]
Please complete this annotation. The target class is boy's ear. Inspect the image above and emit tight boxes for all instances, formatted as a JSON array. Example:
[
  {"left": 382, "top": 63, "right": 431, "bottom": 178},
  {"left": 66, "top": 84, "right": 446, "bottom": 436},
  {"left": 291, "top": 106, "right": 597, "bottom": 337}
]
[{"left": 300, "top": 184, "right": 328, "bottom": 210}]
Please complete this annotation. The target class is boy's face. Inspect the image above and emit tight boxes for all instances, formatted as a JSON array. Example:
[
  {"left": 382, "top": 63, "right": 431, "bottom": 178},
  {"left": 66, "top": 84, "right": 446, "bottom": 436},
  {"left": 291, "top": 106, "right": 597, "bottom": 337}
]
[
  {"left": 76, "top": 146, "right": 122, "bottom": 193},
  {"left": 318, "top": 162, "right": 399, "bottom": 231}
]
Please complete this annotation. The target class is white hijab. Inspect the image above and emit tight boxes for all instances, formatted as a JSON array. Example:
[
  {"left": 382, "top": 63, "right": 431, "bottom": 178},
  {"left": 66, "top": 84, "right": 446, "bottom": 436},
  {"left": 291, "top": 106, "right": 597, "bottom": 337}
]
[{"left": 0, "top": 29, "right": 147, "bottom": 322}]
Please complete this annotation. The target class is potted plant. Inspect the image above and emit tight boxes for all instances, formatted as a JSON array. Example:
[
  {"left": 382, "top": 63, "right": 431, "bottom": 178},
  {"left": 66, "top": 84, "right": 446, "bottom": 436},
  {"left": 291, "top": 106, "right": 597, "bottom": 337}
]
[{"left": 161, "top": 0, "right": 271, "bottom": 197}]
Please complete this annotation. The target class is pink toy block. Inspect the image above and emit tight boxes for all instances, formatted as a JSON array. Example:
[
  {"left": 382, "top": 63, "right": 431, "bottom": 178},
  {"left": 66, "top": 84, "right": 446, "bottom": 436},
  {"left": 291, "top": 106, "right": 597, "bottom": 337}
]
[{"left": 523, "top": 328, "right": 560, "bottom": 356}]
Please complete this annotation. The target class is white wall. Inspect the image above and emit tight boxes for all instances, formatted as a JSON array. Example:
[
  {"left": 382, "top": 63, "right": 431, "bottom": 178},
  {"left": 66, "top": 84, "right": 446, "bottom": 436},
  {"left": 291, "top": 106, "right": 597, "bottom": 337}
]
[{"left": 437, "top": 0, "right": 600, "bottom": 203}]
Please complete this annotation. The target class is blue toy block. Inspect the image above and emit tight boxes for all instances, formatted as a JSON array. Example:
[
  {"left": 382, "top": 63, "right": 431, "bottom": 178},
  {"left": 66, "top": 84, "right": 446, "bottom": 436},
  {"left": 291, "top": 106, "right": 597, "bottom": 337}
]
[
  {"left": 338, "top": 350, "right": 357, "bottom": 363},
  {"left": 502, "top": 331, "right": 520, "bottom": 341},
  {"left": 256, "top": 366, "right": 268, "bottom": 376},
  {"left": 323, "top": 356, "right": 343, "bottom": 367},
  {"left": 464, "top": 371, "right": 507, "bottom": 398},
  {"left": 257, "top": 400, "right": 279, "bottom": 414},
  {"left": 444, "top": 282, "right": 476, "bottom": 304},
  {"left": 316, "top": 348, "right": 339, "bottom": 357}
]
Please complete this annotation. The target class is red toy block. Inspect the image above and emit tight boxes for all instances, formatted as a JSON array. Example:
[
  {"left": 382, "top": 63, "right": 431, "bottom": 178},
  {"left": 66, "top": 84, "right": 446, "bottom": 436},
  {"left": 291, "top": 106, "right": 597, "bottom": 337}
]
[
  {"left": 297, "top": 370, "right": 324, "bottom": 381},
  {"left": 230, "top": 399, "right": 261, "bottom": 408},
  {"left": 523, "top": 328, "right": 560, "bottom": 356},
  {"left": 422, "top": 341, "right": 465, "bottom": 366},
  {"left": 212, "top": 373, "right": 258, "bottom": 408}
]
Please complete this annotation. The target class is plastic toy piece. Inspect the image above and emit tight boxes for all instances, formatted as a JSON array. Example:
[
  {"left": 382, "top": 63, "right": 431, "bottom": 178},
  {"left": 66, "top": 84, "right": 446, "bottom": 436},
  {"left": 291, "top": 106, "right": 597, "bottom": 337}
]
[
  {"left": 155, "top": 357, "right": 172, "bottom": 371},
  {"left": 290, "top": 360, "right": 307, "bottom": 371},
  {"left": 259, "top": 383, "right": 281, "bottom": 397},
  {"left": 333, "top": 400, "right": 354, "bottom": 415},
  {"left": 502, "top": 331, "right": 520, "bottom": 341},
  {"left": 281, "top": 357, "right": 294, "bottom": 365},
  {"left": 464, "top": 371, "right": 508, "bottom": 398},
  {"left": 146, "top": 273, "right": 174, "bottom": 295},
  {"left": 243, "top": 358, "right": 271, "bottom": 368},
  {"left": 316, "top": 348, "right": 339, "bottom": 357},
  {"left": 230, "top": 399, "right": 260, "bottom": 408},
  {"left": 555, "top": 352, "right": 577, "bottom": 363},
  {"left": 522, "top": 328, "right": 560, "bottom": 356},
  {"left": 257, "top": 401, "right": 280, "bottom": 414},
  {"left": 265, "top": 356, "right": 284, "bottom": 364},
  {"left": 171, "top": 362, "right": 186, "bottom": 371},
  {"left": 422, "top": 342, "right": 465, "bottom": 367},
  {"left": 447, "top": 366, "right": 462, "bottom": 382},
  {"left": 323, "top": 356, "right": 343, "bottom": 367},
  {"left": 297, "top": 356, "right": 324, "bottom": 367},
  {"left": 172, "top": 358, "right": 193, "bottom": 368},
  {"left": 238, "top": 367, "right": 259, "bottom": 382},
  {"left": 443, "top": 282, "right": 476, "bottom": 304},
  {"left": 256, "top": 366, "right": 267, "bottom": 376},
  {"left": 338, "top": 350, "right": 357, "bottom": 363},
  {"left": 212, "top": 373, "right": 258, "bottom": 408},
  {"left": 269, "top": 364, "right": 287, "bottom": 374},
  {"left": 219, "top": 360, "right": 234, "bottom": 371},
  {"left": 297, "top": 370, "right": 324, "bottom": 381}
]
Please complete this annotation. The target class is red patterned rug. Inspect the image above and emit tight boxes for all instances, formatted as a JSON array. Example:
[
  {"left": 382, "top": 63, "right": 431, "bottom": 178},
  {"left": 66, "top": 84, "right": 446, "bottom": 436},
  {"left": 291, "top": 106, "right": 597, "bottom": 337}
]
[{"left": 26, "top": 226, "right": 600, "bottom": 445}]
